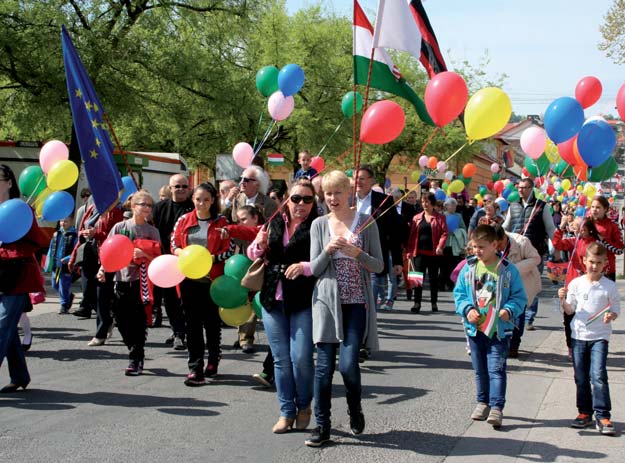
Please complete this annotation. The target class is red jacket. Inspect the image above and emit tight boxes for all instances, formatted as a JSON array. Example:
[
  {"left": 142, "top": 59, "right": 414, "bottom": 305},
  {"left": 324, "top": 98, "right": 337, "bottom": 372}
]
[
  {"left": 171, "top": 212, "right": 233, "bottom": 280},
  {"left": 0, "top": 212, "right": 49, "bottom": 295},
  {"left": 593, "top": 217, "right": 623, "bottom": 274},
  {"left": 552, "top": 229, "right": 595, "bottom": 287},
  {"left": 407, "top": 211, "right": 448, "bottom": 257}
]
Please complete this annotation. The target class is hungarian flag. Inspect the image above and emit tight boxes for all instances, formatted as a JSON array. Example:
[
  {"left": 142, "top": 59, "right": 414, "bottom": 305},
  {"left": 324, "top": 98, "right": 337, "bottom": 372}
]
[
  {"left": 409, "top": 0, "right": 448, "bottom": 78},
  {"left": 353, "top": 0, "right": 433, "bottom": 125},
  {"left": 267, "top": 152, "right": 284, "bottom": 166}
]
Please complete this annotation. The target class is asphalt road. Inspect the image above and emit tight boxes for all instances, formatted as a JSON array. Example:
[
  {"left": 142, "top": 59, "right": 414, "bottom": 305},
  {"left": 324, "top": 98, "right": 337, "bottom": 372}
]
[{"left": 1, "top": 281, "right": 624, "bottom": 463}]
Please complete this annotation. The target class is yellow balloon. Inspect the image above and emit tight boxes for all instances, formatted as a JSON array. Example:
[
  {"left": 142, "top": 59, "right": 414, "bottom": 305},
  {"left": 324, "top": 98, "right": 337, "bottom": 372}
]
[
  {"left": 219, "top": 303, "right": 253, "bottom": 328},
  {"left": 474, "top": 194, "right": 482, "bottom": 201},
  {"left": 576, "top": 185, "right": 583, "bottom": 192},
  {"left": 550, "top": 176, "right": 558, "bottom": 185},
  {"left": 47, "top": 160, "right": 79, "bottom": 191},
  {"left": 585, "top": 185, "right": 597, "bottom": 198},
  {"left": 449, "top": 179, "right": 465, "bottom": 194},
  {"left": 544, "top": 139, "right": 559, "bottom": 163},
  {"left": 34, "top": 187, "right": 53, "bottom": 217},
  {"left": 557, "top": 195, "right": 564, "bottom": 202},
  {"left": 464, "top": 87, "right": 512, "bottom": 141},
  {"left": 410, "top": 170, "right": 421, "bottom": 182},
  {"left": 177, "top": 244, "right": 213, "bottom": 279},
  {"left": 561, "top": 179, "right": 571, "bottom": 191}
]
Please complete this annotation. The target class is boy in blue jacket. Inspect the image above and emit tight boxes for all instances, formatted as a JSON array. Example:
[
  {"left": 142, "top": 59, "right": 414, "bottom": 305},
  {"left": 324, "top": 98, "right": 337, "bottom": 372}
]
[
  {"left": 49, "top": 216, "right": 78, "bottom": 314},
  {"left": 454, "top": 224, "right": 527, "bottom": 428}
]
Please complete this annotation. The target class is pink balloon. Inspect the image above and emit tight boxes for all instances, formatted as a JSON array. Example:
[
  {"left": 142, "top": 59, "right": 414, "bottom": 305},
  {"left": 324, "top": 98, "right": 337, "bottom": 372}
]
[
  {"left": 575, "top": 76, "right": 602, "bottom": 109},
  {"left": 490, "top": 163, "right": 500, "bottom": 173},
  {"left": 436, "top": 160, "right": 447, "bottom": 172},
  {"left": 268, "top": 91, "right": 295, "bottom": 121},
  {"left": 99, "top": 235, "right": 134, "bottom": 272},
  {"left": 617, "top": 82, "right": 625, "bottom": 121},
  {"left": 40, "top": 140, "right": 69, "bottom": 174},
  {"left": 232, "top": 142, "right": 254, "bottom": 169},
  {"left": 418, "top": 155, "right": 429, "bottom": 168},
  {"left": 310, "top": 156, "right": 325, "bottom": 173},
  {"left": 520, "top": 126, "right": 547, "bottom": 160},
  {"left": 148, "top": 255, "right": 185, "bottom": 288}
]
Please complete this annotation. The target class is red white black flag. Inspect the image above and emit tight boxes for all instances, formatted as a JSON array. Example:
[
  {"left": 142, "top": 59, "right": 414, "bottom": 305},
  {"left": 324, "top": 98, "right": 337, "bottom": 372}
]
[{"left": 408, "top": 0, "right": 447, "bottom": 78}]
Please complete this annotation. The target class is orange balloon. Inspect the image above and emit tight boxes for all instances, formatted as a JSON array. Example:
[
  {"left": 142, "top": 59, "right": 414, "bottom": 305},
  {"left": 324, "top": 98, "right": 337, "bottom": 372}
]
[
  {"left": 572, "top": 138, "right": 585, "bottom": 167},
  {"left": 428, "top": 156, "right": 438, "bottom": 169},
  {"left": 462, "top": 163, "right": 477, "bottom": 178},
  {"left": 573, "top": 164, "right": 587, "bottom": 181}
]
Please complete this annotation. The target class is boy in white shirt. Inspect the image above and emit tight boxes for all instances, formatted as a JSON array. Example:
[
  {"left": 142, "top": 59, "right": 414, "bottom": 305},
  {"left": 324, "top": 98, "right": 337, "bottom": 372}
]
[{"left": 558, "top": 242, "right": 620, "bottom": 435}]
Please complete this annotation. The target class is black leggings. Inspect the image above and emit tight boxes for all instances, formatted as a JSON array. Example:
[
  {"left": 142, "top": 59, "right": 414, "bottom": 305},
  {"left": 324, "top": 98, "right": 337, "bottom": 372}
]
[
  {"left": 113, "top": 282, "right": 147, "bottom": 362},
  {"left": 412, "top": 254, "right": 440, "bottom": 305}
]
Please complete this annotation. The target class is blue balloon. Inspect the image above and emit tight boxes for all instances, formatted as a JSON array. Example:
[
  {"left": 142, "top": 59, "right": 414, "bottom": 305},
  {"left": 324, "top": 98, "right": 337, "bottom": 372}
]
[
  {"left": 575, "top": 206, "right": 586, "bottom": 217},
  {"left": 445, "top": 213, "right": 460, "bottom": 233},
  {"left": 120, "top": 175, "right": 138, "bottom": 203},
  {"left": 0, "top": 199, "right": 33, "bottom": 243},
  {"left": 577, "top": 120, "right": 616, "bottom": 167},
  {"left": 418, "top": 174, "right": 427, "bottom": 184},
  {"left": 434, "top": 188, "right": 447, "bottom": 201},
  {"left": 42, "top": 191, "right": 75, "bottom": 222},
  {"left": 502, "top": 188, "right": 511, "bottom": 199},
  {"left": 495, "top": 197, "right": 509, "bottom": 212},
  {"left": 544, "top": 97, "right": 584, "bottom": 144},
  {"left": 277, "top": 64, "right": 305, "bottom": 96}
]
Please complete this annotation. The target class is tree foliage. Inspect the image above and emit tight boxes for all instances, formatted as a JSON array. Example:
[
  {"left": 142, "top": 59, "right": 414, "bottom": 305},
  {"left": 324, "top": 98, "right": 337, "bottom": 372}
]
[{"left": 599, "top": 0, "right": 625, "bottom": 64}]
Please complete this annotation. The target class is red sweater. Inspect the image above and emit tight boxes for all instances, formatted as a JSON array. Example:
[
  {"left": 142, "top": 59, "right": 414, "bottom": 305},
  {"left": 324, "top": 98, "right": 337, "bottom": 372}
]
[
  {"left": 171, "top": 212, "right": 233, "bottom": 280},
  {"left": 0, "top": 212, "right": 49, "bottom": 295},
  {"left": 552, "top": 229, "right": 595, "bottom": 287},
  {"left": 407, "top": 211, "right": 448, "bottom": 257},
  {"left": 593, "top": 217, "right": 623, "bottom": 274}
]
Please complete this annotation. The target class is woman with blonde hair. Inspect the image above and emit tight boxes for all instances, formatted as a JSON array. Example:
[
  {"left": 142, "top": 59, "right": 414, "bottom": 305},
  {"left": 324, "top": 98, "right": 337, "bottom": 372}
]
[{"left": 306, "top": 170, "right": 383, "bottom": 447}]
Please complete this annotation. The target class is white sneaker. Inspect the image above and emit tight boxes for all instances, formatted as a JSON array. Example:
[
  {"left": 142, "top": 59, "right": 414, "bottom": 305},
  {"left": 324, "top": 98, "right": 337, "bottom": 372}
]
[{"left": 87, "top": 338, "right": 105, "bottom": 347}]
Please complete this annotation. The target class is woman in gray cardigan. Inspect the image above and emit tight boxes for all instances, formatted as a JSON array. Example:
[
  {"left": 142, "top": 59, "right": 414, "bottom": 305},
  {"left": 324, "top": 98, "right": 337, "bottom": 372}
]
[{"left": 305, "top": 171, "right": 384, "bottom": 447}]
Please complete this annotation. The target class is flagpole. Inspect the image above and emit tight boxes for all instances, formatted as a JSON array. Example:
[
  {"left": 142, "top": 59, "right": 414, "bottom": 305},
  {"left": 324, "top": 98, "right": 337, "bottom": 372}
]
[{"left": 102, "top": 112, "right": 138, "bottom": 189}]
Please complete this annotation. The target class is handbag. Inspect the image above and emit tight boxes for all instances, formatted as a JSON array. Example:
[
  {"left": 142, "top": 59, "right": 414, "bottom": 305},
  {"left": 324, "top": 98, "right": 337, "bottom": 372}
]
[
  {"left": 406, "top": 259, "right": 424, "bottom": 287},
  {"left": 241, "top": 257, "right": 265, "bottom": 291}
]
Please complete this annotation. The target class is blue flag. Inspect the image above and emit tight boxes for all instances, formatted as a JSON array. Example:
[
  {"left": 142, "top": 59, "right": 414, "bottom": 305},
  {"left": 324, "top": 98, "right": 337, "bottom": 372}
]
[{"left": 61, "top": 25, "right": 123, "bottom": 214}]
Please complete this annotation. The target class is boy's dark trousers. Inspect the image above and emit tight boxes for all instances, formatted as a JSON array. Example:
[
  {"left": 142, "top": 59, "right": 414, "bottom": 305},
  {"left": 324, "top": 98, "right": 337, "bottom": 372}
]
[{"left": 113, "top": 281, "right": 147, "bottom": 362}]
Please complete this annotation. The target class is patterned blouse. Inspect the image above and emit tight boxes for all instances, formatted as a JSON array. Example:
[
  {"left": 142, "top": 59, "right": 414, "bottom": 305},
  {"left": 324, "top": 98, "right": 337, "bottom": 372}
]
[{"left": 332, "top": 215, "right": 366, "bottom": 305}]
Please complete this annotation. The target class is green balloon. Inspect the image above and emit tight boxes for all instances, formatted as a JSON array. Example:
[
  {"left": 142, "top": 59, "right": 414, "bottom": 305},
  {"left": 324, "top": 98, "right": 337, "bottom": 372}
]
[
  {"left": 588, "top": 156, "right": 618, "bottom": 182},
  {"left": 458, "top": 174, "right": 472, "bottom": 186},
  {"left": 224, "top": 254, "right": 253, "bottom": 282},
  {"left": 252, "top": 291, "right": 264, "bottom": 319},
  {"left": 507, "top": 191, "right": 520, "bottom": 202},
  {"left": 345, "top": 169, "right": 353, "bottom": 178},
  {"left": 553, "top": 159, "right": 575, "bottom": 178},
  {"left": 491, "top": 173, "right": 500, "bottom": 181},
  {"left": 255, "top": 66, "right": 280, "bottom": 97},
  {"left": 341, "top": 91, "right": 364, "bottom": 118},
  {"left": 18, "top": 165, "right": 47, "bottom": 198},
  {"left": 479, "top": 186, "right": 488, "bottom": 196},
  {"left": 210, "top": 275, "right": 249, "bottom": 309},
  {"left": 441, "top": 182, "right": 448, "bottom": 192},
  {"left": 524, "top": 153, "right": 550, "bottom": 177}
]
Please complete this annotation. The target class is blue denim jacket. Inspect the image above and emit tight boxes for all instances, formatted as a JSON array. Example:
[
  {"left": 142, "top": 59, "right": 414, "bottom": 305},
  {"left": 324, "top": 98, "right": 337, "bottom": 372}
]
[{"left": 454, "top": 256, "right": 527, "bottom": 339}]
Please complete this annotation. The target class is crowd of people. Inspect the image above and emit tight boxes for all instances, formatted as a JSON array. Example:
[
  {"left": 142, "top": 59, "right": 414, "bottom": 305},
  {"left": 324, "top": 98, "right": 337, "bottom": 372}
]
[{"left": 0, "top": 156, "right": 623, "bottom": 444}]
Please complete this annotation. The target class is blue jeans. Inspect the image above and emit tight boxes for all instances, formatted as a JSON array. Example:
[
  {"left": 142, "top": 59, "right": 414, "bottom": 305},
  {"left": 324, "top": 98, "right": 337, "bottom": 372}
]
[
  {"left": 0, "top": 294, "right": 31, "bottom": 385},
  {"left": 384, "top": 254, "right": 397, "bottom": 305},
  {"left": 525, "top": 259, "right": 545, "bottom": 325},
  {"left": 572, "top": 338, "right": 611, "bottom": 419},
  {"left": 314, "top": 304, "right": 366, "bottom": 428},
  {"left": 51, "top": 270, "right": 73, "bottom": 307},
  {"left": 372, "top": 272, "right": 388, "bottom": 310},
  {"left": 468, "top": 332, "right": 510, "bottom": 410},
  {"left": 262, "top": 302, "right": 313, "bottom": 418}
]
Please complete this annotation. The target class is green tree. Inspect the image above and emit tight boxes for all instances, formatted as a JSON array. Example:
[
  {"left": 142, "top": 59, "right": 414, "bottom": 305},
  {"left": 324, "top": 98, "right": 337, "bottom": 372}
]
[{"left": 599, "top": 0, "right": 625, "bottom": 63}]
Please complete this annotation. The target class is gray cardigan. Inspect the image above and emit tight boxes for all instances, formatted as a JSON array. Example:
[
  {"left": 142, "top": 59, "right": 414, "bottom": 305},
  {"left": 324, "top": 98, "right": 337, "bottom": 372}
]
[{"left": 309, "top": 214, "right": 384, "bottom": 351}]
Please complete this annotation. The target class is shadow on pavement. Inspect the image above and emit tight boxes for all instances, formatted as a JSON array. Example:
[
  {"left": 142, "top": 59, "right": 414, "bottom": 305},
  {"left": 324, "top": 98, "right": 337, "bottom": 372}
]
[{"left": 25, "top": 349, "right": 129, "bottom": 361}]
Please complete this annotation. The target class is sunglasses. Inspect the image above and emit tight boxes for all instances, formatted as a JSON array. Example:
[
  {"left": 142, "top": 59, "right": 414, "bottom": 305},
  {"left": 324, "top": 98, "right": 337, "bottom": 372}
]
[
  {"left": 135, "top": 202, "right": 153, "bottom": 208},
  {"left": 239, "top": 177, "right": 257, "bottom": 183},
  {"left": 171, "top": 184, "right": 189, "bottom": 189},
  {"left": 290, "top": 195, "right": 314, "bottom": 204}
]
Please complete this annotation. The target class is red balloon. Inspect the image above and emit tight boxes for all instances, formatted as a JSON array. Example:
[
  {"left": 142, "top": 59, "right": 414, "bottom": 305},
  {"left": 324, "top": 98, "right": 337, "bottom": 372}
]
[
  {"left": 547, "top": 185, "right": 555, "bottom": 195},
  {"left": 100, "top": 234, "right": 134, "bottom": 272},
  {"left": 579, "top": 194, "right": 587, "bottom": 206},
  {"left": 462, "top": 163, "right": 477, "bottom": 178},
  {"left": 617, "top": 82, "right": 625, "bottom": 121},
  {"left": 575, "top": 76, "right": 602, "bottom": 109},
  {"left": 522, "top": 167, "right": 530, "bottom": 177},
  {"left": 557, "top": 136, "right": 578, "bottom": 165},
  {"left": 486, "top": 181, "right": 494, "bottom": 191},
  {"left": 424, "top": 71, "right": 468, "bottom": 127},
  {"left": 359, "top": 100, "right": 406, "bottom": 144},
  {"left": 310, "top": 156, "right": 325, "bottom": 173},
  {"left": 493, "top": 180, "right": 504, "bottom": 194}
]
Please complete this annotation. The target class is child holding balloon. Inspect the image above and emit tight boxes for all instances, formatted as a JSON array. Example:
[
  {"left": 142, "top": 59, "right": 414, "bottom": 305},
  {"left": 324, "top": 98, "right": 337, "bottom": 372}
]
[
  {"left": 171, "top": 182, "right": 234, "bottom": 386},
  {"left": 96, "top": 191, "right": 160, "bottom": 376},
  {"left": 589, "top": 196, "right": 624, "bottom": 281}
]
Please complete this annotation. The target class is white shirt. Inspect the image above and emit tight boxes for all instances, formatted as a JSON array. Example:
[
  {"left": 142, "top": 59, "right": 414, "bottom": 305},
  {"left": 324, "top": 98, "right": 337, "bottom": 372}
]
[
  {"left": 245, "top": 193, "right": 259, "bottom": 206},
  {"left": 356, "top": 191, "right": 372, "bottom": 216},
  {"left": 566, "top": 275, "right": 621, "bottom": 341}
]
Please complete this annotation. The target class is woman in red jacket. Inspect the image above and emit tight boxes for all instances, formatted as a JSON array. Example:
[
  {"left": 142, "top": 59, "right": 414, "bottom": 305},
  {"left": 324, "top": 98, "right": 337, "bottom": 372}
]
[
  {"left": 0, "top": 164, "right": 48, "bottom": 392},
  {"left": 590, "top": 195, "right": 624, "bottom": 281},
  {"left": 171, "top": 182, "right": 234, "bottom": 386},
  {"left": 406, "top": 192, "right": 448, "bottom": 313}
]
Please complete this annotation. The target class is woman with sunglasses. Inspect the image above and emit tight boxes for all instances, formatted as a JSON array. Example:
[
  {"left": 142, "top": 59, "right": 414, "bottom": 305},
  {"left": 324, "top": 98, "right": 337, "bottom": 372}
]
[
  {"left": 0, "top": 164, "right": 49, "bottom": 392},
  {"left": 247, "top": 179, "right": 318, "bottom": 433},
  {"left": 305, "top": 171, "right": 383, "bottom": 447},
  {"left": 172, "top": 182, "right": 234, "bottom": 386}
]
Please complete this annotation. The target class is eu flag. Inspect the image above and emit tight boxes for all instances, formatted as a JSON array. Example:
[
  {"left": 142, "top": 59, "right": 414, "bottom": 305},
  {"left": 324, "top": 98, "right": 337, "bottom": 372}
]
[{"left": 61, "top": 25, "right": 123, "bottom": 214}]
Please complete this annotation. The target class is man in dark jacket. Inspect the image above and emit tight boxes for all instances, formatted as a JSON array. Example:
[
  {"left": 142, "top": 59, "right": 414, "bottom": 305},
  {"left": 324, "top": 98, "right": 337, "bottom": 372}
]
[{"left": 151, "top": 174, "right": 194, "bottom": 350}]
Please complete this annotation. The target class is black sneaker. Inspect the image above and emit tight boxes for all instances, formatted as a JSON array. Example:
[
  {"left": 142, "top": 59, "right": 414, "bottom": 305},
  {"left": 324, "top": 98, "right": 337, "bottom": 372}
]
[
  {"left": 596, "top": 418, "right": 616, "bottom": 435},
  {"left": 305, "top": 426, "right": 331, "bottom": 447},
  {"left": 184, "top": 372, "right": 207, "bottom": 387},
  {"left": 173, "top": 336, "right": 186, "bottom": 350},
  {"left": 571, "top": 413, "right": 593, "bottom": 428},
  {"left": 411, "top": 303, "right": 421, "bottom": 313},
  {"left": 58, "top": 306, "right": 70, "bottom": 315},
  {"left": 431, "top": 303, "right": 439, "bottom": 312},
  {"left": 205, "top": 358, "right": 220, "bottom": 378},
  {"left": 125, "top": 360, "right": 143, "bottom": 376},
  {"left": 71, "top": 308, "right": 91, "bottom": 319},
  {"left": 349, "top": 407, "right": 365, "bottom": 435},
  {"left": 164, "top": 334, "right": 175, "bottom": 345},
  {"left": 358, "top": 348, "right": 370, "bottom": 364}
]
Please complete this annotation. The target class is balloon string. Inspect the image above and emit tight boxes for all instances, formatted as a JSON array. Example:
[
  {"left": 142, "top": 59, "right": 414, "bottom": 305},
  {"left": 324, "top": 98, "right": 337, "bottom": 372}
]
[
  {"left": 418, "top": 127, "right": 440, "bottom": 157},
  {"left": 25, "top": 175, "right": 46, "bottom": 205},
  {"left": 253, "top": 112, "right": 264, "bottom": 150},
  {"left": 253, "top": 121, "right": 277, "bottom": 157},
  {"left": 445, "top": 142, "right": 468, "bottom": 165},
  {"left": 317, "top": 119, "right": 345, "bottom": 158}
]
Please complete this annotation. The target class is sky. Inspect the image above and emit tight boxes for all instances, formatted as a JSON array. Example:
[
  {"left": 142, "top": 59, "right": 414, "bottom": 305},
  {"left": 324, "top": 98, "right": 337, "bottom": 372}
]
[{"left": 286, "top": 0, "right": 624, "bottom": 118}]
